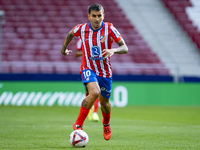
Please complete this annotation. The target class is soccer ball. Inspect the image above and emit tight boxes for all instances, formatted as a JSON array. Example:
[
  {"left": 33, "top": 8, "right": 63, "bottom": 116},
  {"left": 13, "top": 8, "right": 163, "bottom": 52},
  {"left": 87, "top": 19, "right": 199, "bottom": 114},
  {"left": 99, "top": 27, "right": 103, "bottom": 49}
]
[{"left": 69, "top": 130, "right": 89, "bottom": 148}]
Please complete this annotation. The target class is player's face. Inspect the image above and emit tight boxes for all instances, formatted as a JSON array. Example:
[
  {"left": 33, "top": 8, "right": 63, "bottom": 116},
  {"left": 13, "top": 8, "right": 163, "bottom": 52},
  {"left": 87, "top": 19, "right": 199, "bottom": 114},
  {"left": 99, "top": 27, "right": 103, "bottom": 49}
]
[{"left": 88, "top": 10, "right": 104, "bottom": 30}]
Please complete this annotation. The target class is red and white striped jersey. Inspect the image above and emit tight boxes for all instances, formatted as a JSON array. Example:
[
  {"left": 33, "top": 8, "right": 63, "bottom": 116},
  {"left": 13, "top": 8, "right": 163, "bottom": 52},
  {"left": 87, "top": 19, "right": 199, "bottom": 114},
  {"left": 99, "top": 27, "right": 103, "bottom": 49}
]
[{"left": 73, "top": 22, "right": 122, "bottom": 78}]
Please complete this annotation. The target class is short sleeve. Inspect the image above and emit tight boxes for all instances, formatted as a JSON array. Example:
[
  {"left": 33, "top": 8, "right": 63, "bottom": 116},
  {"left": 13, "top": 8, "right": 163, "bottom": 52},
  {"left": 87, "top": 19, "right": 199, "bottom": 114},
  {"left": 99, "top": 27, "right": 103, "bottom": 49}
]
[
  {"left": 73, "top": 24, "right": 81, "bottom": 37},
  {"left": 109, "top": 24, "right": 122, "bottom": 43}
]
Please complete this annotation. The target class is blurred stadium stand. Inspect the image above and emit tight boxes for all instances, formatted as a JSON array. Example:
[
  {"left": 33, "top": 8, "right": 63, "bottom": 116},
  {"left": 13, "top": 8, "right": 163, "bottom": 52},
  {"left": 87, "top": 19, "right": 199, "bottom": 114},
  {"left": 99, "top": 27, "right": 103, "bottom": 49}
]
[
  {"left": 163, "top": 0, "right": 200, "bottom": 50},
  {"left": 0, "top": 0, "right": 200, "bottom": 81},
  {"left": 116, "top": 0, "right": 200, "bottom": 80}
]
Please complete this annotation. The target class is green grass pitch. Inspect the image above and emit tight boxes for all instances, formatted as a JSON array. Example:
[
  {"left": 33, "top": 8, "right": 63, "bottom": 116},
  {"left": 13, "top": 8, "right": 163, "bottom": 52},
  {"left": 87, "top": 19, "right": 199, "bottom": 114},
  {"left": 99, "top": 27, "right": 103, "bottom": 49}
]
[{"left": 0, "top": 106, "right": 200, "bottom": 150}]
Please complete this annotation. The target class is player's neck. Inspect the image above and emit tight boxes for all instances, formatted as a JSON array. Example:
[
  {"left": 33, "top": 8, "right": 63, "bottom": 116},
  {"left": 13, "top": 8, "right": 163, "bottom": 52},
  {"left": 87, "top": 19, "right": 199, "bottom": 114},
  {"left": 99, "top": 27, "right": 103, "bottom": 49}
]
[{"left": 89, "top": 22, "right": 104, "bottom": 31}]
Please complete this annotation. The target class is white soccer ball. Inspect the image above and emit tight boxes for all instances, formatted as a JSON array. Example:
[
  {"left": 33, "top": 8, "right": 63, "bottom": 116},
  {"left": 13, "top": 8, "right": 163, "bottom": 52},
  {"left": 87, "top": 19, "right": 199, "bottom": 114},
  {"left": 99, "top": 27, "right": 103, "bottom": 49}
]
[{"left": 69, "top": 130, "right": 89, "bottom": 148}]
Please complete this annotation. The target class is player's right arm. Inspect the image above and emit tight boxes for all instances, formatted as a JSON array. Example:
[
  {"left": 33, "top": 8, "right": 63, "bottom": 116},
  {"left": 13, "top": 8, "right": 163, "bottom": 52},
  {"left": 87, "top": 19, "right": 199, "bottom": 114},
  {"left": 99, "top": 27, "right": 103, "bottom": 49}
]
[
  {"left": 61, "top": 29, "right": 74, "bottom": 55},
  {"left": 75, "top": 38, "right": 83, "bottom": 57}
]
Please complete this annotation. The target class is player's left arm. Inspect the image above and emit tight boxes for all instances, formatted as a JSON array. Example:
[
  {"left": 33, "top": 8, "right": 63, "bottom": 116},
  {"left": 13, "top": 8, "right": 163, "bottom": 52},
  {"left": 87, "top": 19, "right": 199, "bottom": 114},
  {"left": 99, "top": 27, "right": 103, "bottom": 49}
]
[
  {"left": 75, "top": 50, "right": 83, "bottom": 57},
  {"left": 102, "top": 38, "right": 128, "bottom": 58}
]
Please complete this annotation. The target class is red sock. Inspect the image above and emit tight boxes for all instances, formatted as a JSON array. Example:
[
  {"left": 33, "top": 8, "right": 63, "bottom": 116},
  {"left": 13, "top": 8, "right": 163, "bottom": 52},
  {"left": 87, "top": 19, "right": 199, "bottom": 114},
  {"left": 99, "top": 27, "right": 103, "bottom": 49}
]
[
  {"left": 102, "top": 111, "right": 111, "bottom": 125},
  {"left": 76, "top": 106, "right": 90, "bottom": 126},
  {"left": 85, "top": 92, "right": 88, "bottom": 97},
  {"left": 93, "top": 98, "right": 99, "bottom": 113}
]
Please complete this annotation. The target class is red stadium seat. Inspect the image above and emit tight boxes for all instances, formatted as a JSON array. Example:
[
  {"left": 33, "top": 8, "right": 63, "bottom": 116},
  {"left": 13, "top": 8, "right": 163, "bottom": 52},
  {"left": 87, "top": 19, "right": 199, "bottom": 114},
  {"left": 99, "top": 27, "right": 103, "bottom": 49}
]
[
  {"left": 25, "top": 64, "right": 39, "bottom": 74},
  {"left": 55, "top": 66, "right": 69, "bottom": 74},
  {"left": 1, "top": 65, "right": 11, "bottom": 73},
  {"left": 39, "top": 65, "right": 55, "bottom": 74},
  {"left": 1, "top": 0, "right": 169, "bottom": 75},
  {"left": 11, "top": 65, "right": 26, "bottom": 73},
  {"left": 162, "top": 0, "right": 200, "bottom": 52}
]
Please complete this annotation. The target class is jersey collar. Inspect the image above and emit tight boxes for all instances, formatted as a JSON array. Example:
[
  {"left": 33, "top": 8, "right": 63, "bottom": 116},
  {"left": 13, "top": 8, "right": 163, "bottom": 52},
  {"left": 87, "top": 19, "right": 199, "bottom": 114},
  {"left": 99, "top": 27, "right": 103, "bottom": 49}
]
[{"left": 89, "top": 22, "right": 104, "bottom": 31}]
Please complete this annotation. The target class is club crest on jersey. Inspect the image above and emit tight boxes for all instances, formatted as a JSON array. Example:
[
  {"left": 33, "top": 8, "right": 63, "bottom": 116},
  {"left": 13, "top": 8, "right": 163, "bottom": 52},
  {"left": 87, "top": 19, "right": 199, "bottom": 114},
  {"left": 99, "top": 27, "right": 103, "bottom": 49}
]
[{"left": 100, "top": 35, "right": 107, "bottom": 43}]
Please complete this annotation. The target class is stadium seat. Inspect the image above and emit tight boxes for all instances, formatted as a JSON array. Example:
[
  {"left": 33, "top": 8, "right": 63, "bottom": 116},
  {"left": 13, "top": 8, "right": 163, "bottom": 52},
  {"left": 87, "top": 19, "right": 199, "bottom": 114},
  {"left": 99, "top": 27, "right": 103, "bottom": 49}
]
[
  {"left": 1, "top": 0, "right": 168, "bottom": 75},
  {"left": 11, "top": 65, "right": 25, "bottom": 73},
  {"left": 25, "top": 64, "right": 39, "bottom": 74},
  {"left": 1, "top": 65, "right": 11, "bottom": 73},
  {"left": 162, "top": 0, "right": 200, "bottom": 52}
]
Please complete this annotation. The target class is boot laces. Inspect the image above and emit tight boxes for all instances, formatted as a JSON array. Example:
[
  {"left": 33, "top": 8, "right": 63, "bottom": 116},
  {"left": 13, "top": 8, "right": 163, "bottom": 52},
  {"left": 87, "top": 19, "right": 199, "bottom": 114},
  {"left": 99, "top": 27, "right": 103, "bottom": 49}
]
[{"left": 104, "top": 125, "right": 111, "bottom": 133}]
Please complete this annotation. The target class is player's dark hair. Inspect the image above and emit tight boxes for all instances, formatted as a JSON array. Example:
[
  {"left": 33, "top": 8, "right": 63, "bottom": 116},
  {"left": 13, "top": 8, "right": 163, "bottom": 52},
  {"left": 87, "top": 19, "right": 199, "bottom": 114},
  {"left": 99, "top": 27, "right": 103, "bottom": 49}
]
[{"left": 88, "top": 3, "right": 104, "bottom": 14}]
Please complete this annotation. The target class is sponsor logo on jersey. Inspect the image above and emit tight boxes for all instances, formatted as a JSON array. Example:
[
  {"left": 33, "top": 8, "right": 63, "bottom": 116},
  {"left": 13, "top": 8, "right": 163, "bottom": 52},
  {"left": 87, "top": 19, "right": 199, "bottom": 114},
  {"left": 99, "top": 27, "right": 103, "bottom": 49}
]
[
  {"left": 89, "top": 46, "right": 104, "bottom": 60},
  {"left": 92, "top": 46, "right": 100, "bottom": 57}
]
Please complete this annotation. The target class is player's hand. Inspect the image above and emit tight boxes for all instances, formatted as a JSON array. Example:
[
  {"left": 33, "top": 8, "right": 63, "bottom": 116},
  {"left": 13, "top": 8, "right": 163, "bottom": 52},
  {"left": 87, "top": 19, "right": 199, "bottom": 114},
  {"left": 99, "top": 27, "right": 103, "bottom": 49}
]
[
  {"left": 102, "top": 49, "right": 115, "bottom": 59},
  {"left": 65, "top": 49, "right": 72, "bottom": 55},
  {"left": 61, "top": 49, "right": 72, "bottom": 55}
]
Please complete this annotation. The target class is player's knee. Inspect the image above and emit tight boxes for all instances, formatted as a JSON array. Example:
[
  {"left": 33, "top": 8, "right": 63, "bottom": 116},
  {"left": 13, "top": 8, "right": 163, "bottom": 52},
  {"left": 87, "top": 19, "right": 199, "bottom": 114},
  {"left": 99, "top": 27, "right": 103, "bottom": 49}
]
[
  {"left": 90, "top": 89, "right": 100, "bottom": 100},
  {"left": 93, "top": 90, "right": 100, "bottom": 98},
  {"left": 100, "top": 99, "right": 110, "bottom": 107}
]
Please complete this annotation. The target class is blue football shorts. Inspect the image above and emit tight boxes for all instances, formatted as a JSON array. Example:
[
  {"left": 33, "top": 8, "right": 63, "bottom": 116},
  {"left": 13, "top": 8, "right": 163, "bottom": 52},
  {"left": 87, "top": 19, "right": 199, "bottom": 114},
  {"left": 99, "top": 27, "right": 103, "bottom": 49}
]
[{"left": 81, "top": 69, "right": 112, "bottom": 99}]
